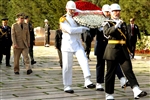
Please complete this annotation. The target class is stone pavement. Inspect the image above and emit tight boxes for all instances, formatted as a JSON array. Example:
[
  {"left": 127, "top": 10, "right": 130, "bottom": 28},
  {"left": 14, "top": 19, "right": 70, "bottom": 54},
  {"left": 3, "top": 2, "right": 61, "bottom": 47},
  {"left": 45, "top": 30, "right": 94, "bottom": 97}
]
[{"left": 0, "top": 46, "right": 150, "bottom": 100}]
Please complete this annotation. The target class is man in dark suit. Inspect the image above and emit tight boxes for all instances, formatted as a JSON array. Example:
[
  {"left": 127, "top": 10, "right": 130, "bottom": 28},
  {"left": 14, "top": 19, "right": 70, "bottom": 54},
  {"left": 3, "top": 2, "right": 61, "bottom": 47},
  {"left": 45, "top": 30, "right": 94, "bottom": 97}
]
[
  {"left": 127, "top": 18, "right": 141, "bottom": 59},
  {"left": 0, "top": 18, "right": 12, "bottom": 67},
  {"left": 54, "top": 26, "right": 63, "bottom": 68},
  {"left": 103, "top": 3, "right": 147, "bottom": 100},
  {"left": 24, "top": 16, "right": 36, "bottom": 65},
  {"left": 44, "top": 19, "right": 51, "bottom": 47},
  {"left": 81, "top": 28, "right": 95, "bottom": 61}
]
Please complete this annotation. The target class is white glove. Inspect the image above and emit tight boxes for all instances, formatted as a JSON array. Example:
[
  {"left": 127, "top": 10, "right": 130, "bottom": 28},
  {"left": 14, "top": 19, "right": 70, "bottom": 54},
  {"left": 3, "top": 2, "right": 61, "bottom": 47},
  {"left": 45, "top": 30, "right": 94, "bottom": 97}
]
[
  {"left": 81, "top": 26, "right": 90, "bottom": 33},
  {"left": 129, "top": 53, "right": 133, "bottom": 59},
  {"left": 115, "top": 19, "right": 123, "bottom": 28}
]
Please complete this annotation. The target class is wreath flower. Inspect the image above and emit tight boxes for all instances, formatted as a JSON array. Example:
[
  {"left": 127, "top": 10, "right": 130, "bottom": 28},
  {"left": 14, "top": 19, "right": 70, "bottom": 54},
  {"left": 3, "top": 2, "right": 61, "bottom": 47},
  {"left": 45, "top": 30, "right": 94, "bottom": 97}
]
[{"left": 73, "top": 1, "right": 106, "bottom": 28}]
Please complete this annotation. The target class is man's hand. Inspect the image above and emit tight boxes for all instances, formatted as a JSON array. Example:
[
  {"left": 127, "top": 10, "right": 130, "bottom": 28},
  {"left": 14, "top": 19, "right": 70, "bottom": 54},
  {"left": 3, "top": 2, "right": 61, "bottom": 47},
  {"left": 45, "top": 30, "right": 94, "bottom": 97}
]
[
  {"left": 81, "top": 26, "right": 90, "bottom": 33},
  {"left": 115, "top": 19, "right": 123, "bottom": 28},
  {"left": 13, "top": 45, "right": 19, "bottom": 49}
]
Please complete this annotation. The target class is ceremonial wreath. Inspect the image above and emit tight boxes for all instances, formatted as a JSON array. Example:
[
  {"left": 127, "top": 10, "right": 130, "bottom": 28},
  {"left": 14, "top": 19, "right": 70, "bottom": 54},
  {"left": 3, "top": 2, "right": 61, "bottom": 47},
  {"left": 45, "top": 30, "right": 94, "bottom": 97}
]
[{"left": 73, "top": 1, "right": 106, "bottom": 28}]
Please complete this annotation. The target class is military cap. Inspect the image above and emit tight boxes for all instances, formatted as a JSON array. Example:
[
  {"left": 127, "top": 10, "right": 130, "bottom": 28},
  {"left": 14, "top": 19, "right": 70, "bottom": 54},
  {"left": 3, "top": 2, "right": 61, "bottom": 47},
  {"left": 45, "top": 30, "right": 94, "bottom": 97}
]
[
  {"left": 16, "top": 13, "right": 25, "bottom": 18},
  {"left": 2, "top": 18, "right": 8, "bottom": 22},
  {"left": 44, "top": 19, "right": 48, "bottom": 22},
  {"left": 24, "top": 15, "right": 29, "bottom": 19}
]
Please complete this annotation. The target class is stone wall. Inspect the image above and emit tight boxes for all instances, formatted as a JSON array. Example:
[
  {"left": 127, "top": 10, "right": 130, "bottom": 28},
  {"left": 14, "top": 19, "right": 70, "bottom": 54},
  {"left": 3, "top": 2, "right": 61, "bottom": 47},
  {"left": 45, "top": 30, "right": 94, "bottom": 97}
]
[
  {"left": 34, "top": 27, "right": 56, "bottom": 46},
  {"left": 34, "top": 27, "right": 96, "bottom": 47}
]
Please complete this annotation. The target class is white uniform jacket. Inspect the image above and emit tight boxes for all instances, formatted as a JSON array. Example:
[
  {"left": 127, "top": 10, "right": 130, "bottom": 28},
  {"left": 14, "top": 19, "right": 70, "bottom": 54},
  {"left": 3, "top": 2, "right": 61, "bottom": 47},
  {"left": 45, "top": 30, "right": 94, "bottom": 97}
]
[{"left": 60, "top": 14, "right": 86, "bottom": 52}]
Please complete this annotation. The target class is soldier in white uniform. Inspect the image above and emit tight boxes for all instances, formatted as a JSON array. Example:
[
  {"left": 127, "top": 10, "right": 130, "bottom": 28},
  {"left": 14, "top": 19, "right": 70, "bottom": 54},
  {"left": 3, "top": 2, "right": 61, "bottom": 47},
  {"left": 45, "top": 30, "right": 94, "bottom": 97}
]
[{"left": 59, "top": 1, "right": 95, "bottom": 93}]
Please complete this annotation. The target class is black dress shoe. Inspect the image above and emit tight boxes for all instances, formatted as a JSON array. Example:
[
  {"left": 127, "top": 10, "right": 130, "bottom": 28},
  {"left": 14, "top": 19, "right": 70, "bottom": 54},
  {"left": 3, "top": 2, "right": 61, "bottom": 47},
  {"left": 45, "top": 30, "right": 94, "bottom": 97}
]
[
  {"left": 122, "top": 81, "right": 130, "bottom": 88},
  {"left": 27, "top": 69, "right": 33, "bottom": 75},
  {"left": 6, "top": 64, "right": 11, "bottom": 67},
  {"left": 135, "top": 91, "right": 147, "bottom": 99},
  {"left": 14, "top": 72, "right": 19, "bottom": 75},
  {"left": 107, "top": 99, "right": 114, "bottom": 100},
  {"left": 85, "top": 84, "right": 96, "bottom": 88},
  {"left": 64, "top": 90, "right": 74, "bottom": 93},
  {"left": 96, "top": 88, "right": 104, "bottom": 91},
  {"left": 31, "top": 61, "right": 36, "bottom": 65}
]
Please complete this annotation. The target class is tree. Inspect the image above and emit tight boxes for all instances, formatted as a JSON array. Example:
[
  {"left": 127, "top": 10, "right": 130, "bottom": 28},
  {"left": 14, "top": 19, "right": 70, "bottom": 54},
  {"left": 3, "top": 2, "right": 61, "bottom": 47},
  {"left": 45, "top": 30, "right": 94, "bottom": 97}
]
[
  {"left": 48, "top": 0, "right": 68, "bottom": 29},
  {"left": 0, "top": 0, "right": 11, "bottom": 24}
]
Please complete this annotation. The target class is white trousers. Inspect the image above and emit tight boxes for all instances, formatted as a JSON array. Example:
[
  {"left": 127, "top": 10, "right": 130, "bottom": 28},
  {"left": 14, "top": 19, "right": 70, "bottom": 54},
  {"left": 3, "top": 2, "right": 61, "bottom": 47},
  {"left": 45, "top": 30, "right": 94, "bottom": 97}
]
[{"left": 62, "top": 49, "right": 91, "bottom": 86}]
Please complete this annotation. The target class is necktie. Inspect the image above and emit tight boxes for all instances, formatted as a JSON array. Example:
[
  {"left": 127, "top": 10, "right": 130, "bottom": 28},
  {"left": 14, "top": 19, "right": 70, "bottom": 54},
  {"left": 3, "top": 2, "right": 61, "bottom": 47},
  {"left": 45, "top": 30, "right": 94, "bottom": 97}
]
[{"left": 21, "top": 24, "right": 23, "bottom": 29}]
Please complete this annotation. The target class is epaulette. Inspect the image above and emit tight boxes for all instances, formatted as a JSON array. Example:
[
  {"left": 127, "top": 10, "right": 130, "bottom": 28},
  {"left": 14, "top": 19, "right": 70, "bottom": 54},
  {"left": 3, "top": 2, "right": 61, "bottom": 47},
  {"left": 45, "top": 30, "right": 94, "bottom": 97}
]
[{"left": 59, "top": 15, "right": 66, "bottom": 23}]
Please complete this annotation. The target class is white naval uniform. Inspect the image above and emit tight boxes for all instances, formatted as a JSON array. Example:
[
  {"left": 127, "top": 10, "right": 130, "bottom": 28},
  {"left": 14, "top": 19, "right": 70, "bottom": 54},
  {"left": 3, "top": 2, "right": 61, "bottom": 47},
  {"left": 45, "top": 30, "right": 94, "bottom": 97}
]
[{"left": 60, "top": 14, "right": 91, "bottom": 86}]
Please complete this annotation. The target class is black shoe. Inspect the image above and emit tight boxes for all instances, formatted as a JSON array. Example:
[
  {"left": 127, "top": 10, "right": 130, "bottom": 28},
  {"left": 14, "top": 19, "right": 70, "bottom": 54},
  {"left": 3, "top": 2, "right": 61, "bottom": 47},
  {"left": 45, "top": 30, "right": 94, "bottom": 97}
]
[
  {"left": 64, "top": 90, "right": 74, "bottom": 93},
  {"left": 122, "top": 81, "right": 130, "bottom": 88},
  {"left": 87, "top": 55, "right": 91, "bottom": 61},
  {"left": 31, "top": 61, "right": 36, "bottom": 65},
  {"left": 60, "top": 65, "right": 62, "bottom": 69},
  {"left": 14, "top": 72, "right": 19, "bottom": 75},
  {"left": 135, "top": 91, "right": 147, "bottom": 99},
  {"left": 85, "top": 83, "right": 96, "bottom": 89},
  {"left": 96, "top": 88, "right": 104, "bottom": 91},
  {"left": 6, "top": 64, "right": 11, "bottom": 67},
  {"left": 27, "top": 69, "right": 33, "bottom": 75}
]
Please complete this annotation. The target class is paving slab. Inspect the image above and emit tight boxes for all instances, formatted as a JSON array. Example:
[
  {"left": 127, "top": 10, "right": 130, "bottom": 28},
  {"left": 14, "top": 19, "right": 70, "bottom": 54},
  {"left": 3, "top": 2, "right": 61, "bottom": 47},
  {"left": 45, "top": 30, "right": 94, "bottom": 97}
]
[{"left": 0, "top": 46, "right": 150, "bottom": 100}]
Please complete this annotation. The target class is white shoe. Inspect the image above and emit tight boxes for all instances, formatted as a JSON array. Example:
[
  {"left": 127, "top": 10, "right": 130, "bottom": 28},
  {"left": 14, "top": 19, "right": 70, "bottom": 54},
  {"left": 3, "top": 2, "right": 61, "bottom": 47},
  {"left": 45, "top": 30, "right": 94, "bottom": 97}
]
[
  {"left": 64, "top": 86, "right": 74, "bottom": 93},
  {"left": 106, "top": 93, "right": 114, "bottom": 100},
  {"left": 45, "top": 44, "right": 49, "bottom": 47},
  {"left": 132, "top": 85, "right": 142, "bottom": 98},
  {"left": 96, "top": 83, "right": 104, "bottom": 91},
  {"left": 120, "top": 77, "right": 126, "bottom": 87},
  {"left": 84, "top": 77, "right": 95, "bottom": 88}
]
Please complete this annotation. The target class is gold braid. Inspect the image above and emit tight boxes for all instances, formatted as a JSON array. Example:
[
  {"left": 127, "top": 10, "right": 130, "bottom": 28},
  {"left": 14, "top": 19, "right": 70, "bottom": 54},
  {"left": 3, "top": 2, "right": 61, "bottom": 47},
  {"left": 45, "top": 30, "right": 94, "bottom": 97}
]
[{"left": 0, "top": 29, "right": 7, "bottom": 38}]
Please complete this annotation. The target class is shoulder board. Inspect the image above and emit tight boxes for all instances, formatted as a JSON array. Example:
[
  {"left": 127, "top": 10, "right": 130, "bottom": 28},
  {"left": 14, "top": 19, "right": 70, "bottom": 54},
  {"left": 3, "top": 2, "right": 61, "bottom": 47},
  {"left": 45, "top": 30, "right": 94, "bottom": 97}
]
[{"left": 59, "top": 15, "right": 66, "bottom": 23}]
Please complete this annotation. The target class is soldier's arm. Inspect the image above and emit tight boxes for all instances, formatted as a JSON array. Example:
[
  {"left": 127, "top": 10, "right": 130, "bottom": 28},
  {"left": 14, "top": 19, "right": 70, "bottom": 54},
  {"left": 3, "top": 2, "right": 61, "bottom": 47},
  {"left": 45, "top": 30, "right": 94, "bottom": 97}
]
[
  {"left": 103, "top": 22, "right": 116, "bottom": 37},
  {"left": 60, "top": 16, "right": 89, "bottom": 34},
  {"left": 11, "top": 24, "right": 17, "bottom": 47},
  {"left": 123, "top": 23, "right": 132, "bottom": 52}
]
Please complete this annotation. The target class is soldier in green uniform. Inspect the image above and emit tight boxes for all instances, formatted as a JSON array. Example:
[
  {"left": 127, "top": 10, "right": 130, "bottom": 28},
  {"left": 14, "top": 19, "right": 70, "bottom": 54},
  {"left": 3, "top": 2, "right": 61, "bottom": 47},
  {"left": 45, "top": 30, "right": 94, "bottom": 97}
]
[
  {"left": 0, "top": 18, "right": 12, "bottom": 67},
  {"left": 103, "top": 3, "right": 147, "bottom": 100}
]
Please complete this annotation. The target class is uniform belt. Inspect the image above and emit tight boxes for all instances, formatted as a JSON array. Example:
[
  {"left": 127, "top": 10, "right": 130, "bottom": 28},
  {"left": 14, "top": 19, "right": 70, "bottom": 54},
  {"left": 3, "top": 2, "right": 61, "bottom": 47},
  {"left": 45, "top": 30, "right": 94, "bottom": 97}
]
[{"left": 108, "top": 40, "right": 126, "bottom": 44}]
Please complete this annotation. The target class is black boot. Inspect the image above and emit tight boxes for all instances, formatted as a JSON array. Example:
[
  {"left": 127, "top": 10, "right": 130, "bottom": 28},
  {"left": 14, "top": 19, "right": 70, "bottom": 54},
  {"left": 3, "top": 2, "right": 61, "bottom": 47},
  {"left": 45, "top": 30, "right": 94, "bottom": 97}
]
[{"left": 31, "top": 60, "right": 36, "bottom": 65}]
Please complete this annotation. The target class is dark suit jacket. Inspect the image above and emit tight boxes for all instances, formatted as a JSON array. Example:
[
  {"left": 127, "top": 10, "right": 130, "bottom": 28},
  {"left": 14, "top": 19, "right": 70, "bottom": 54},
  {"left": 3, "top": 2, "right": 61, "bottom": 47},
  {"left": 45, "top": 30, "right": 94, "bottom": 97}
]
[
  {"left": 0, "top": 26, "right": 12, "bottom": 55},
  {"left": 55, "top": 29, "right": 62, "bottom": 50},
  {"left": 103, "top": 21, "right": 131, "bottom": 60},
  {"left": 94, "top": 29, "right": 108, "bottom": 58},
  {"left": 0, "top": 26, "right": 12, "bottom": 47},
  {"left": 28, "top": 23, "right": 35, "bottom": 45},
  {"left": 127, "top": 24, "right": 141, "bottom": 45}
]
